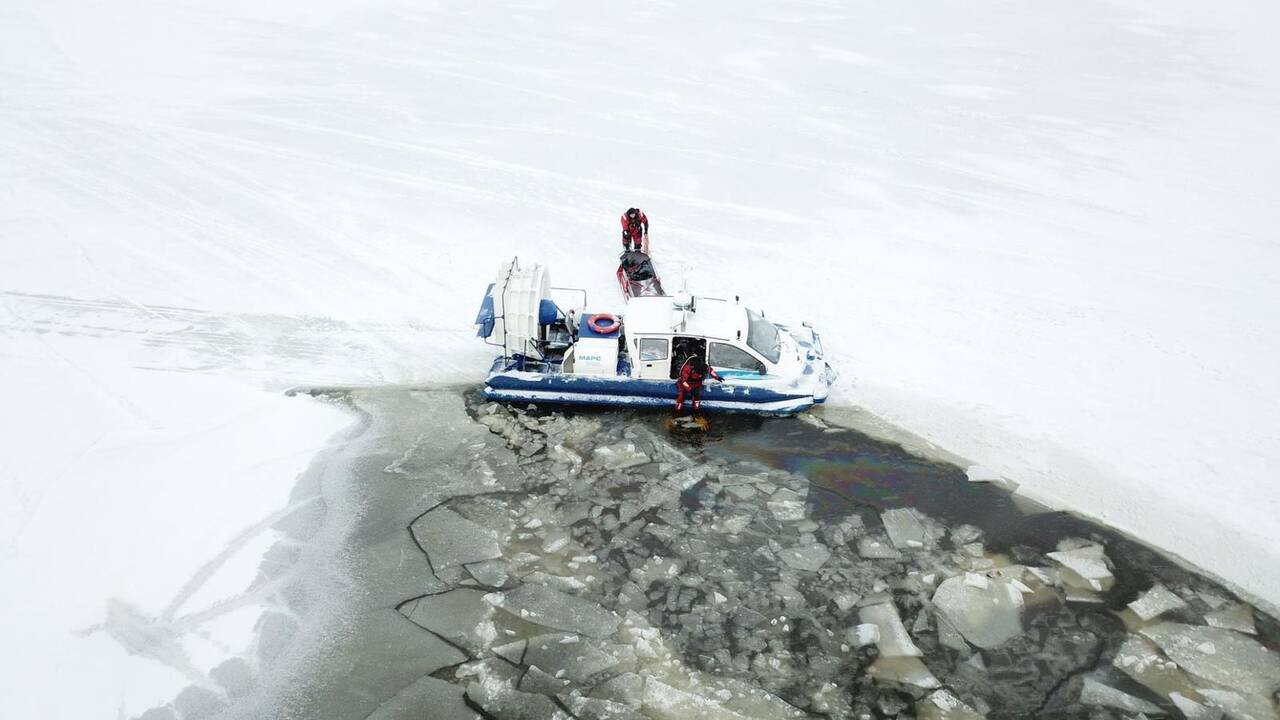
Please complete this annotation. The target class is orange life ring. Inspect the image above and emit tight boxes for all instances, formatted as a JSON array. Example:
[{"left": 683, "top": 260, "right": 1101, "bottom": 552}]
[{"left": 587, "top": 313, "right": 620, "bottom": 334}]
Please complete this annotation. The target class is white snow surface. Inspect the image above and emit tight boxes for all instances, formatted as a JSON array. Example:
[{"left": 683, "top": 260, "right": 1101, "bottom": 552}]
[{"left": 3, "top": 0, "right": 1280, "bottom": 716}]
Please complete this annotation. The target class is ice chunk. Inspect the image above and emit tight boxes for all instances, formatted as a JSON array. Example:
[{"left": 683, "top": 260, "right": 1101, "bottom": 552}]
[
  {"left": 917, "top": 689, "right": 985, "bottom": 720},
  {"left": 1079, "top": 677, "right": 1165, "bottom": 715},
  {"left": 1046, "top": 544, "right": 1114, "bottom": 592},
  {"left": 1197, "top": 688, "right": 1278, "bottom": 720},
  {"left": 932, "top": 574, "right": 1024, "bottom": 649},
  {"left": 858, "top": 536, "right": 901, "bottom": 560},
  {"left": 1198, "top": 590, "right": 1231, "bottom": 610},
  {"left": 637, "top": 483, "right": 680, "bottom": 512},
  {"left": 778, "top": 543, "right": 830, "bottom": 572},
  {"left": 721, "top": 515, "right": 753, "bottom": 534},
  {"left": 492, "top": 638, "right": 527, "bottom": 664},
  {"left": 628, "top": 555, "right": 684, "bottom": 587},
  {"left": 466, "top": 559, "right": 510, "bottom": 588},
  {"left": 858, "top": 602, "right": 922, "bottom": 657},
  {"left": 590, "top": 673, "right": 645, "bottom": 706},
  {"left": 541, "top": 531, "right": 571, "bottom": 554},
  {"left": 367, "top": 675, "right": 479, "bottom": 720},
  {"left": 592, "top": 442, "right": 649, "bottom": 470},
  {"left": 1204, "top": 604, "right": 1257, "bottom": 635},
  {"left": 488, "top": 584, "right": 620, "bottom": 638},
  {"left": 641, "top": 677, "right": 751, "bottom": 720},
  {"left": 1138, "top": 622, "right": 1280, "bottom": 695},
  {"left": 936, "top": 616, "right": 969, "bottom": 651},
  {"left": 562, "top": 695, "right": 647, "bottom": 720},
  {"left": 1112, "top": 635, "right": 1200, "bottom": 700},
  {"left": 522, "top": 633, "right": 637, "bottom": 683},
  {"left": 466, "top": 681, "right": 573, "bottom": 720},
  {"left": 549, "top": 444, "right": 583, "bottom": 470},
  {"left": 1128, "top": 584, "right": 1188, "bottom": 621},
  {"left": 950, "top": 524, "right": 983, "bottom": 546},
  {"left": 669, "top": 465, "right": 711, "bottom": 490},
  {"left": 767, "top": 488, "right": 807, "bottom": 522},
  {"left": 399, "top": 588, "right": 496, "bottom": 651},
  {"left": 846, "top": 623, "right": 880, "bottom": 648},
  {"left": 880, "top": 508, "right": 930, "bottom": 550},
  {"left": 1169, "top": 693, "right": 1224, "bottom": 720},
  {"left": 411, "top": 506, "right": 502, "bottom": 572},
  {"left": 867, "top": 657, "right": 941, "bottom": 689},
  {"left": 1065, "top": 587, "right": 1105, "bottom": 605},
  {"left": 520, "top": 665, "right": 574, "bottom": 695},
  {"left": 522, "top": 571, "right": 587, "bottom": 594},
  {"left": 710, "top": 677, "right": 809, "bottom": 719},
  {"left": 618, "top": 501, "right": 641, "bottom": 523}
]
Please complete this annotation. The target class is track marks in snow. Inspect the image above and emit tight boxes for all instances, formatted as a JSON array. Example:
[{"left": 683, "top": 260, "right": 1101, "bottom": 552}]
[{"left": 1, "top": 291, "right": 465, "bottom": 387}]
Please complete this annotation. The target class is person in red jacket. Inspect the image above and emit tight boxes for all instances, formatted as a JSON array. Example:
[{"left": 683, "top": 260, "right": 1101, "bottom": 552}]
[
  {"left": 675, "top": 354, "right": 723, "bottom": 414},
  {"left": 620, "top": 207, "right": 649, "bottom": 252}
]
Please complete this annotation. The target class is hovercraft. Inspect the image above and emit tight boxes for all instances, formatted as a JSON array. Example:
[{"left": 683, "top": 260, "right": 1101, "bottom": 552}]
[{"left": 475, "top": 258, "right": 835, "bottom": 416}]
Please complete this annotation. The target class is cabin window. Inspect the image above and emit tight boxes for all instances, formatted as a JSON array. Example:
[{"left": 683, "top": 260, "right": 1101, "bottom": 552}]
[
  {"left": 638, "top": 338, "right": 668, "bottom": 362},
  {"left": 709, "top": 342, "right": 765, "bottom": 374},
  {"left": 745, "top": 308, "right": 781, "bottom": 364}
]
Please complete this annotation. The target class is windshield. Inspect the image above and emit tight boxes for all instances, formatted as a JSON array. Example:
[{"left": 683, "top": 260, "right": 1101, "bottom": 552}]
[{"left": 745, "top": 308, "right": 781, "bottom": 364}]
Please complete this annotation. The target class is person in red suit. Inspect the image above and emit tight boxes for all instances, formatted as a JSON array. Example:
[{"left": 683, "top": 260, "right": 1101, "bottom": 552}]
[
  {"left": 621, "top": 207, "right": 649, "bottom": 252},
  {"left": 675, "top": 354, "right": 723, "bottom": 414}
]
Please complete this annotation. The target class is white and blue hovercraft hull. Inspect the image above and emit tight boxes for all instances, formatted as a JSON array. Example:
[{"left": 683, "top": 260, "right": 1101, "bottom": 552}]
[{"left": 483, "top": 359, "right": 835, "bottom": 417}]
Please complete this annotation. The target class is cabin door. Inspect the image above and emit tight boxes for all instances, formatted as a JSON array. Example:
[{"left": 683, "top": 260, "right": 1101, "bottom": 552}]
[
  {"left": 669, "top": 337, "right": 707, "bottom": 379},
  {"left": 634, "top": 336, "right": 672, "bottom": 380}
]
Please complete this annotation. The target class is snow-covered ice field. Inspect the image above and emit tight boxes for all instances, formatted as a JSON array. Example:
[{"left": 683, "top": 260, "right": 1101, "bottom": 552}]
[{"left": 2, "top": 0, "right": 1279, "bottom": 716}]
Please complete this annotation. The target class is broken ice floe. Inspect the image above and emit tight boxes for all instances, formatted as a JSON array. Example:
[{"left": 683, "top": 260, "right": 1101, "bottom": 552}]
[
  {"left": 879, "top": 507, "right": 933, "bottom": 550},
  {"left": 857, "top": 536, "right": 901, "bottom": 560},
  {"left": 766, "top": 488, "right": 807, "bottom": 522},
  {"left": 778, "top": 542, "right": 830, "bottom": 572},
  {"left": 466, "top": 676, "right": 573, "bottom": 720},
  {"left": 1196, "top": 687, "right": 1278, "bottom": 720},
  {"left": 859, "top": 602, "right": 923, "bottom": 658},
  {"left": 1204, "top": 603, "right": 1257, "bottom": 635},
  {"left": 846, "top": 623, "right": 880, "bottom": 648},
  {"left": 367, "top": 675, "right": 478, "bottom": 720},
  {"left": 1112, "top": 634, "right": 1200, "bottom": 700},
  {"left": 466, "top": 558, "right": 511, "bottom": 587},
  {"left": 592, "top": 441, "right": 651, "bottom": 471},
  {"left": 931, "top": 571, "right": 1026, "bottom": 649},
  {"left": 1046, "top": 542, "right": 1115, "bottom": 593},
  {"left": 411, "top": 506, "right": 502, "bottom": 572},
  {"left": 916, "top": 689, "right": 985, "bottom": 720},
  {"left": 1127, "top": 583, "right": 1189, "bottom": 621},
  {"left": 382, "top": 401, "right": 1280, "bottom": 720},
  {"left": 1078, "top": 676, "right": 1165, "bottom": 715},
  {"left": 1138, "top": 622, "right": 1280, "bottom": 696},
  {"left": 486, "top": 584, "right": 621, "bottom": 638},
  {"left": 399, "top": 588, "right": 497, "bottom": 651},
  {"left": 1169, "top": 692, "right": 1224, "bottom": 720},
  {"left": 867, "top": 656, "right": 941, "bottom": 690}
]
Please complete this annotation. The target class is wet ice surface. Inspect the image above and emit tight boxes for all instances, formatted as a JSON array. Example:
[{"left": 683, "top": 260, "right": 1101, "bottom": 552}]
[{"left": 134, "top": 390, "right": 1280, "bottom": 720}]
